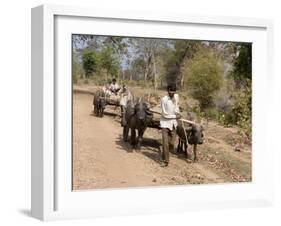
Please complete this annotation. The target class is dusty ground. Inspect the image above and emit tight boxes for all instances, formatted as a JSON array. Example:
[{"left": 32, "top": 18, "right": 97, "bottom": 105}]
[{"left": 73, "top": 90, "right": 252, "bottom": 190}]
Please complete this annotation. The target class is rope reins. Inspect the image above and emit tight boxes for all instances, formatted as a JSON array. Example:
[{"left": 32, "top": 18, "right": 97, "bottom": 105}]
[{"left": 181, "top": 120, "right": 188, "bottom": 143}]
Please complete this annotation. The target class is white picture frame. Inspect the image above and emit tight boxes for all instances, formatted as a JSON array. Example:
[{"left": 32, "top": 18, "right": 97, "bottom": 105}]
[{"left": 31, "top": 4, "right": 274, "bottom": 221}]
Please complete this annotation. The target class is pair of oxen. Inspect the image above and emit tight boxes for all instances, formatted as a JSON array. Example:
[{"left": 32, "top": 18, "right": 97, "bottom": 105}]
[
  {"left": 93, "top": 90, "right": 204, "bottom": 162},
  {"left": 123, "top": 102, "right": 204, "bottom": 162}
]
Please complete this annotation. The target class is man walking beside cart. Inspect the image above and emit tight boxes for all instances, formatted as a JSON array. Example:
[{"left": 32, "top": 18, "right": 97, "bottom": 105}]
[
  {"left": 120, "top": 84, "right": 133, "bottom": 127},
  {"left": 160, "top": 84, "right": 181, "bottom": 167}
]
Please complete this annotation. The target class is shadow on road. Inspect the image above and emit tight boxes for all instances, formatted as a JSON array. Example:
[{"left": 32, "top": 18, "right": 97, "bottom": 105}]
[
  {"left": 115, "top": 134, "right": 164, "bottom": 164},
  {"left": 115, "top": 135, "right": 134, "bottom": 153},
  {"left": 89, "top": 111, "right": 119, "bottom": 118},
  {"left": 103, "top": 111, "right": 119, "bottom": 117}
]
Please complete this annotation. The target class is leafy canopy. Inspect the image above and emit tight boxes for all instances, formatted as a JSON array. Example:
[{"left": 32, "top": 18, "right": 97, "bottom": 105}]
[
  {"left": 185, "top": 48, "right": 224, "bottom": 109},
  {"left": 82, "top": 51, "right": 98, "bottom": 77},
  {"left": 82, "top": 47, "right": 119, "bottom": 78}
]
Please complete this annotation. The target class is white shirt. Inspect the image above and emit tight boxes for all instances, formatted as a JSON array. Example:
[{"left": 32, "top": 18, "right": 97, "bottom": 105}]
[
  {"left": 160, "top": 94, "right": 180, "bottom": 130},
  {"left": 109, "top": 83, "right": 120, "bottom": 92}
]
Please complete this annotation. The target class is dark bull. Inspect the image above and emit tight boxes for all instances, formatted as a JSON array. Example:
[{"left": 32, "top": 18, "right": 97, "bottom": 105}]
[
  {"left": 93, "top": 90, "right": 106, "bottom": 117},
  {"left": 176, "top": 122, "right": 204, "bottom": 162},
  {"left": 123, "top": 99, "right": 153, "bottom": 150}
]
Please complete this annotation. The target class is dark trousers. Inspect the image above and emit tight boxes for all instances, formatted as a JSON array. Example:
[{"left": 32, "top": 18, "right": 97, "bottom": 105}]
[{"left": 161, "top": 128, "right": 177, "bottom": 164}]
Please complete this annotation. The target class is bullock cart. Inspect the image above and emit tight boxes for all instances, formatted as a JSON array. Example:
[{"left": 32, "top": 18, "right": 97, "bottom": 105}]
[{"left": 147, "top": 108, "right": 204, "bottom": 162}]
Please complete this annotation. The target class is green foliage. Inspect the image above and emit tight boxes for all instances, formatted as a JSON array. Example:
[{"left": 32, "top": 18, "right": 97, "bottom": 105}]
[
  {"left": 99, "top": 47, "right": 119, "bottom": 77},
  {"left": 73, "top": 74, "right": 78, "bottom": 84},
  {"left": 230, "top": 43, "right": 252, "bottom": 88},
  {"left": 164, "top": 40, "right": 200, "bottom": 87},
  {"left": 163, "top": 47, "right": 180, "bottom": 85},
  {"left": 72, "top": 58, "right": 84, "bottom": 84},
  {"left": 231, "top": 84, "right": 252, "bottom": 138},
  {"left": 75, "top": 36, "right": 252, "bottom": 139},
  {"left": 184, "top": 48, "right": 224, "bottom": 109},
  {"left": 82, "top": 51, "right": 98, "bottom": 77},
  {"left": 81, "top": 47, "right": 120, "bottom": 81},
  {"left": 213, "top": 81, "right": 251, "bottom": 138},
  {"left": 137, "top": 80, "right": 146, "bottom": 88},
  {"left": 228, "top": 43, "right": 252, "bottom": 138},
  {"left": 203, "top": 107, "right": 219, "bottom": 120}
]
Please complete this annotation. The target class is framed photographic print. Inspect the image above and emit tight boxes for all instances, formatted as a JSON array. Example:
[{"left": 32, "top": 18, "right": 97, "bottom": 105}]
[{"left": 31, "top": 4, "right": 274, "bottom": 221}]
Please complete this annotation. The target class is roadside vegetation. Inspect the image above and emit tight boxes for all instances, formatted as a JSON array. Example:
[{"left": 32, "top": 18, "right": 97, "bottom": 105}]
[{"left": 72, "top": 35, "right": 252, "bottom": 141}]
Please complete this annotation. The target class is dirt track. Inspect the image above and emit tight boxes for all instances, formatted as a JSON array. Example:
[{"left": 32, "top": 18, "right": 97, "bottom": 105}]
[{"left": 73, "top": 93, "right": 251, "bottom": 190}]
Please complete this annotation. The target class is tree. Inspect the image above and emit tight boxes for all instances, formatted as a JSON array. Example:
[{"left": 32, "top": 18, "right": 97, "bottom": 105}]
[
  {"left": 131, "top": 38, "right": 154, "bottom": 83},
  {"left": 185, "top": 48, "right": 224, "bottom": 109},
  {"left": 175, "top": 40, "right": 201, "bottom": 87},
  {"left": 130, "top": 38, "right": 169, "bottom": 89},
  {"left": 165, "top": 40, "right": 200, "bottom": 88},
  {"left": 130, "top": 57, "right": 146, "bottom": 80},
  {"left": 103, "top": 37, "right": 129, "bottom": 80},
  {"left": 229, "top": 43, "right": 252, "bottom": 138},
  {"left": 82, "top": 51, "right": 98, "bottom": 77},
  {"left": 72, "top": 58, "right": 84, "bottom": 83},
  {"left": 99, "top": 47, "right": 120, "bottom": 80},
  {"left": 230, "top": 43, "right": 252, "bottom": 88}
]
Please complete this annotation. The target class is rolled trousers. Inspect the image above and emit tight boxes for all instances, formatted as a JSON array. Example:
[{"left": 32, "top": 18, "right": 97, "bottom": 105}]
[{"left": 161, "top": 127, "right": 177, "bottom": 164}]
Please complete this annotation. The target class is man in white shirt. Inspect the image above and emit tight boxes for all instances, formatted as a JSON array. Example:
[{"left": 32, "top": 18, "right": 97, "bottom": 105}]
[
  {"left": 109, "top": 78, "right": 121, "bottom": 95},
  {"left": 119, "top": 85, "right": 133, "bottom": 107},
  {"left": 120, "top": 84, "right": 133, "bottom": 127},
  {"left": 160, "top": 84, "right": 181, "bottom": 167}
]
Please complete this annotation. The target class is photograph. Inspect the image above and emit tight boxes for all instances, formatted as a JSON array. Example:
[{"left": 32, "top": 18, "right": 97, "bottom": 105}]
[{"left": 72, "top": 34, "right": 252, "bottom": 190}]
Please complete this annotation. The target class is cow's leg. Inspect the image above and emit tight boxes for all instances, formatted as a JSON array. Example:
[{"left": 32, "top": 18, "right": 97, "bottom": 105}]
[
  {"left": 100, "top": 107, "right": 104, "bottom": 117},
  {"left": 131, "top": 128, "right": 136, "bottom": 148},
  {"left": 193, "top": 144, "right": 198, "bottom": 162},
  {"left": 123, "top": 126, "right": 126, "bottom": 141},
  {"left": 99, "top": 108, "right": 102, "bottom": 117},
  {"left": 120, "top": 106, "right": 126, "bottom": 127},
  {"left": 136, "top": 129, "right": 141, "bottom": 151},
  {"left": 177, "top": 138, "right": 185, "bottom": 154},
  {"left": 94, "top": 104, "right": 98, "bottom": 116},
  {"left": 98, "top": 102, "right": 103, "bottom": 117},
  {"left": 97, "top": 104, "right": 100, "bottom": 117},
  {"left": 185, "top": 143, "right": 193, "bottom": 163},
  {"left": 123, "top": 126, "right": 129, "bottom": 142},
  {"left": 177, "top": 138, "right": 181, "bottom": 153},
  {"left": 136, "top": 127, "right": 145, "bottom": 151},
  {"left": 184, "top": 142, "right": 188, "bottom": 157}
]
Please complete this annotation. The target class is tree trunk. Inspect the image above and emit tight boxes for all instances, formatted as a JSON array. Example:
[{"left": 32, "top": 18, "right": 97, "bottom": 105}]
[
  {"left": 152, "top": 53, "right": 158, "bottom": 90},
  {"left": 180, "top": 62, "right": 186, "bottom": 88},
  {"left": 144, "top": 53, "right": 152, "bottom": 84},
  {"left": 144, "top": 67, "right": 148, "bottom": 83},
  {"left": 180, "top": 69, "right": 184, "bottom": 88}
]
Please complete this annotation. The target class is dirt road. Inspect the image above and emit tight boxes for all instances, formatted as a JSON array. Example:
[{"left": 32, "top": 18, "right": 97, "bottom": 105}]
[{"left": 73, "top": 93, "right": 251, "bottom": 190}]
